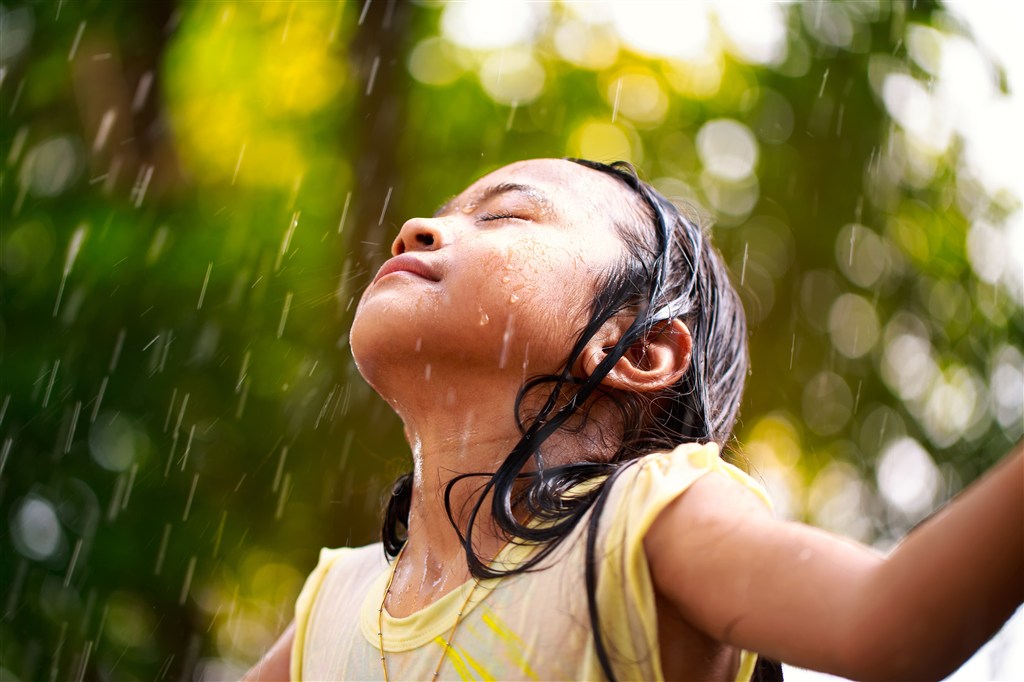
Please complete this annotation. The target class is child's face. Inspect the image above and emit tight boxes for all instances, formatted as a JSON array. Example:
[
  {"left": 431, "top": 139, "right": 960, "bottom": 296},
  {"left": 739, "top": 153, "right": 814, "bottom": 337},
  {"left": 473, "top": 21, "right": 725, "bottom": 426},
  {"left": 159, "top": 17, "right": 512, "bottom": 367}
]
[{"left": 350, "top": 158, "right": 637, "bottom": 391}]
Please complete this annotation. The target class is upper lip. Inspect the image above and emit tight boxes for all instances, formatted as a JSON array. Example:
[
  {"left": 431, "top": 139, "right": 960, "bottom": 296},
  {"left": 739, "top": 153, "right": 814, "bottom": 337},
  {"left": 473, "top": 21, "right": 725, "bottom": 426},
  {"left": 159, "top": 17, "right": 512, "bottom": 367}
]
[{"left": 371, "top": 253, "right": 441, "bottom": 285}]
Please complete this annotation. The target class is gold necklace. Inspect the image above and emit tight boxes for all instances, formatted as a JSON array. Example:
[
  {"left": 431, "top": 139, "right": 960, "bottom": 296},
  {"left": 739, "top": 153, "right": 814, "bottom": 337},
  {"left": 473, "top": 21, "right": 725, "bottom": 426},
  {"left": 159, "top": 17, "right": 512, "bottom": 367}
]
[{"left": 377, "top": 547, "right": 481, "bottom": 681}]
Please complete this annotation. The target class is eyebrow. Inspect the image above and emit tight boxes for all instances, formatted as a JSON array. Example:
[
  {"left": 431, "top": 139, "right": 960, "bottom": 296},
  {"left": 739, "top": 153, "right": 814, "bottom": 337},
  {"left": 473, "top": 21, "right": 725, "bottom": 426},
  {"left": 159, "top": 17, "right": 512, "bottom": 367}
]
[{"left": 432, "top": 182, "right": 553, "bottom": 218}]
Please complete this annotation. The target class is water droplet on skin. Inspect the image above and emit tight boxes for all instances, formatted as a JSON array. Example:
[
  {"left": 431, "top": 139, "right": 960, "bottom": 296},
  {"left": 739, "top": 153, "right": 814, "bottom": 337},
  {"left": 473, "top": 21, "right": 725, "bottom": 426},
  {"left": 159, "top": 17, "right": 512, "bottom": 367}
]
[
  {"left": 508, "top": 293, "right": 518, "bottom": 304},
  {"left": 478, "top": 306, "right": 490, "bottom": 326},
  {"left": 414, "top": 338, "right": 422, "bottom": 352},
  {"left": 501, "top": 276, "right": 511, "bottom": 284}
]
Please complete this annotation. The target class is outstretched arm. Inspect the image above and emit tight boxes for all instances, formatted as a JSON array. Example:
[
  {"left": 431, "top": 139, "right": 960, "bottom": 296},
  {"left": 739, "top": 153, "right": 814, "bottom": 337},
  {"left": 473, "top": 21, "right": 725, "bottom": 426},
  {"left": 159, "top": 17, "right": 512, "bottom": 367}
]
[{"left": 645, "top": 443, "right": 1023, "bottom": 681}]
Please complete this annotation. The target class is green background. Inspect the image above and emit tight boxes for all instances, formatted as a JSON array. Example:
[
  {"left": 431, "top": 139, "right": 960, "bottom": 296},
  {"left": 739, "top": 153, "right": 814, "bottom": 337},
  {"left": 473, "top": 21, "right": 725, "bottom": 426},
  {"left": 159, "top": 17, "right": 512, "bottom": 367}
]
[{"left": 1, "top": 1, "right": 1020, "bottom": 679}]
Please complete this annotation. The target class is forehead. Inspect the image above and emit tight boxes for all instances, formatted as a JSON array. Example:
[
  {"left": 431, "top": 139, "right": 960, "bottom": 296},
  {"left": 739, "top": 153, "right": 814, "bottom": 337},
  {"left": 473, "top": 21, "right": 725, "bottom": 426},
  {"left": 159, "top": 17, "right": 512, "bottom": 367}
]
[{"left": 442, "top": 158, "right": 639, "bottom": 225}]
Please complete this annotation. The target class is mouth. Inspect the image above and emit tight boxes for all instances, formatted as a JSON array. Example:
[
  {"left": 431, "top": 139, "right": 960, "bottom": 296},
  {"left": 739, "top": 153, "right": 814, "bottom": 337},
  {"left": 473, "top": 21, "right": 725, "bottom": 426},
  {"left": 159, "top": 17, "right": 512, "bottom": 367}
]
[{"left": 371, "top": 254, "right": 441, "bottom": 286}]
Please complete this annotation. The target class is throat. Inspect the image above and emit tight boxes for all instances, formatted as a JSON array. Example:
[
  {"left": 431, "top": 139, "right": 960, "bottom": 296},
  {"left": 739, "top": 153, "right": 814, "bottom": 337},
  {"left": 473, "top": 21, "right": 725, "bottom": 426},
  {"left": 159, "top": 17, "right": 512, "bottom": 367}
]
[{"left": 384, "top": 546, "right": 472, "bottom": 617}]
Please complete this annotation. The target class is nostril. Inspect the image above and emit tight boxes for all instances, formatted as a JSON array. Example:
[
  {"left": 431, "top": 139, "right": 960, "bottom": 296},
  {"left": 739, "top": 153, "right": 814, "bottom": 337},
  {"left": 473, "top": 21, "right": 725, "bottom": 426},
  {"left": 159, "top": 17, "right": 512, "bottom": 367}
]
[{"left": 416, "top": 233, "right": 434, "bottom": 247}]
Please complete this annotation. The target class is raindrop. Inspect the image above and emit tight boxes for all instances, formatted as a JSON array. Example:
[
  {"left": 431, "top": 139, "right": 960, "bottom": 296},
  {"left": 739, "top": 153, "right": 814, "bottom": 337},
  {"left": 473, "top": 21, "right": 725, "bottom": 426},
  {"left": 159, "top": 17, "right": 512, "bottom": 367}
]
[
  {"left": 154, "top": 523, "right": 170, "bottom": 575},
  {"left": 54, "top": 224, "right": 87, "bottom": 317},
  {"left": 51, "top": 621, "right": 68, "bottom": 681},
  {"left": 276, "top": 212, "right": 299, "bottom": 271},
  {"left": 64, "top": 401, "right": 81, "bottom": 453},
  {"left": 130, "top": 164, "right": 154, "bottom": 208},
  {"left": 212, "top": 511, "right": 227, "bottom": 558},
  {"left": 196, "top": 262, "right": 212, "bottom": 310},
  {"left": 277, "top": 291, "right": 293, "bottom": 338},
  {"left": 179, "top": 556, "right": 197, "bottom": 605},
  {"left": 378, "top": 186, "right": 393, "bottom": 226},
  {"left": 236, "top": 351, "right": 251, "bottom": 393},
  {"left": 146, "top": 226, "right": 168, "bottom": 265},
  {"left": 73, "top": 640, "right": 93, "bottom": 682},
  {"left": 6, "top": 126, "right": 28, "bottom": 167},
  {"left": 3, "top": 560, "right": 28, "bottom": 625},
  {"left": 106, "top": 474, "right": 125, "bottom": 521},
  {"left": 231, "top": 141, "right": 246, "bottom": 185},
  {"left": 499, "top": 316, "right": 514, "bottom": 369},
  {"left": 236, "top": 379, "right": 250, "bottom": 419},
  {"left": 337, "top": 191, "right": 352, "bottom": 234},
  {"left": 131, "top": 71, "right": 153, "bottom": 113},
  {"left": 506, "top": 101, "right": 518, "bottom": 130},
  {"left": 163, "top": 388, "right": 178, "bottom": 432},
  {"left": 366, "top": 55, "right": 381, "bottom": 96},
  {"left": 174, "top": 393, "right": 190, "bottom": 435},
  {"left": 611, "top": 77, "right": 622, "bottom": 123},
  {"left": 86, "top": 377, "right": 108, "bottom": 425},
  {"left": 122, "top": 462, "right": 137, "bottom": 510},
  {"left": 272, "top": 446, "right": 289, "bottom": 493},
  {"left": 315, "top": 387, "right": 335, "bottom": 430},
  {"left": 42, "top": 359, "right": 59, "bottom": 407},
  {"left": 328, "top": 1, "right": 344, "bottom": 42},
  {"left": 7, "top": 78, "right": 23, "bottom": 117},
  {"left": 740, "top": 242, "right": 749, "bottom": 286},
  {"left": 182, "top": 474, "right": 199, "bottom": 521},
  {"left": 63, "top": 538, "right": 82, "bottom": 587},
  {"left": 818, "top": 67, "right": 830, "bottom": 97},
  {"left": 0, "top": 437, "right": 11, "bottom": 477},
  {"left": 92, "top": 109, "right": 116, "bottom": 153},
  {"left": 179, "top": 424, "right": 195, "bottom": 471},
  {"left": 358, "top": 0, "right": 372, "bottom": 26},
  {"left": 68, "top": 21, "right": 85, "bottom": 62}
]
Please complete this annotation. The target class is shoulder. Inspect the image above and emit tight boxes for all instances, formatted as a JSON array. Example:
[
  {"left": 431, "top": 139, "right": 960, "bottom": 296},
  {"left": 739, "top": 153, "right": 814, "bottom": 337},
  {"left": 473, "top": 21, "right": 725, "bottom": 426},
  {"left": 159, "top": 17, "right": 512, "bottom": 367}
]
[
  {"left": 605, "top": 442, "right": 773, "bottom": 529},
  {"left": 292, "top": 542, "right": 386, "bottom": 681},
  {"left": 307, "top": 542, "right": 387, "bottom": 596}
]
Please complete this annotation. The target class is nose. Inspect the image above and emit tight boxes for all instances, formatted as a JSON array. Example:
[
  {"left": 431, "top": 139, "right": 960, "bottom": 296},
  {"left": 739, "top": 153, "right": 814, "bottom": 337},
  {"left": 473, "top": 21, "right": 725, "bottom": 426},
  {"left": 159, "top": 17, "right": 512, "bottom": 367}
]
[{"left": 391, "top": 217, "right": 445, "bottom": 256}]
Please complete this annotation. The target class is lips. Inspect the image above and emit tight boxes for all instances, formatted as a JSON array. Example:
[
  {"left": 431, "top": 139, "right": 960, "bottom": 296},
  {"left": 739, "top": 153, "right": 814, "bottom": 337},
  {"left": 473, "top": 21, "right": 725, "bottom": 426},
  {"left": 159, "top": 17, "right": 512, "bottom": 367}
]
[{"left": 371, "top": 253, "right": 441, "bottom": 285}]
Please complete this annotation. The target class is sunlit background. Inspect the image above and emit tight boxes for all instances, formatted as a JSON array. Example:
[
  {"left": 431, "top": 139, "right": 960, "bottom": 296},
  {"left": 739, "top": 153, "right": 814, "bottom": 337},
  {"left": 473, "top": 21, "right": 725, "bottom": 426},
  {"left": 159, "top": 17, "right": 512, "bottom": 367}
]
[{"left": 1, "top": 1, "right": 1021, "bottom": 680}]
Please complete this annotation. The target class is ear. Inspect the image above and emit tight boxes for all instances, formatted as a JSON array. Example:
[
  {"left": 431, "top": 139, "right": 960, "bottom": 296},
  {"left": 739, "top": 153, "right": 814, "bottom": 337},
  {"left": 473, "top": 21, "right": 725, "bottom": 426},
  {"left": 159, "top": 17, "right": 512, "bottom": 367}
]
[{"left": 581, "top": 318, "right": 692, "bottom": 393}]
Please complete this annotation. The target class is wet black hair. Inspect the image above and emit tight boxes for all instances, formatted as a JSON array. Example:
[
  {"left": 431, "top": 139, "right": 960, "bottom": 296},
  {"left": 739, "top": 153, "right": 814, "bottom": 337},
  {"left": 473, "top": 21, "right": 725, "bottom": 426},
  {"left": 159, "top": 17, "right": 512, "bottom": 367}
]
[{"left": 381, "top": 159, "right": 781, "bottom": 681}]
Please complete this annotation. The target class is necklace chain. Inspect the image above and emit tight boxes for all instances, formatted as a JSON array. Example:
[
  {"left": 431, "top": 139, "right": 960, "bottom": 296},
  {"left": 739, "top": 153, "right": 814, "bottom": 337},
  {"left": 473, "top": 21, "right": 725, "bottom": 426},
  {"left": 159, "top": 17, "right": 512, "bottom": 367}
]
[{"left": 377, "top": 547, "right": 481, "bottom": 681}]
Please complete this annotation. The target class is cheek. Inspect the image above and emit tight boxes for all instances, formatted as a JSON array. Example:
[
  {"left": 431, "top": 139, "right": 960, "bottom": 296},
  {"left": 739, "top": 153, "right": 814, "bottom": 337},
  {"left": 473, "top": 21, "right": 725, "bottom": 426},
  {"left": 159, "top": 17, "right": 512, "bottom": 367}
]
[
  {"left": 478, "top": 241, "right": 599, "bottom": 361},
  {"left": 488, "top": 239, "right": 590, "bottom": 306}
]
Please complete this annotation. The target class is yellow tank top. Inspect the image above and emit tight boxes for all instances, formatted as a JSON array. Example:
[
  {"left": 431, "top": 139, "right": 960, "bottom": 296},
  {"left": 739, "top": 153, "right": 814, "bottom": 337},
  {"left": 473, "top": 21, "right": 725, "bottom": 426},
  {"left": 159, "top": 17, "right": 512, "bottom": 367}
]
[{"left": 291, "top": 442, "right": 772, "bottom": 681}]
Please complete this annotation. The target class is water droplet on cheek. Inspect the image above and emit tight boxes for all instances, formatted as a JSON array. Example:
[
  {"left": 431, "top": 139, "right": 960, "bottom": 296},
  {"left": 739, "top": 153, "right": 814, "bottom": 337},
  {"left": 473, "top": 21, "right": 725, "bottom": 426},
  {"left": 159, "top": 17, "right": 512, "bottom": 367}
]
[
  {"left": 479, "top": 311, "right": 490, "bottom": 326},
  {"left": 501, "top": 276, "right": 511, "bottom": 284},
  {"left": 508, "top": 293, "right": 519, "bottom": 304}
]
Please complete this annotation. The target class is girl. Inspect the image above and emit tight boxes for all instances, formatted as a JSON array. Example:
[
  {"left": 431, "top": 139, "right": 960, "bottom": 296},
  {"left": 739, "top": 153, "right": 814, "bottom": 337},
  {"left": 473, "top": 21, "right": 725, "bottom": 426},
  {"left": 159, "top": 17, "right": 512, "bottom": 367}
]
[{"left": 245, "top": 158, "right": 1022, "bottom": 681}]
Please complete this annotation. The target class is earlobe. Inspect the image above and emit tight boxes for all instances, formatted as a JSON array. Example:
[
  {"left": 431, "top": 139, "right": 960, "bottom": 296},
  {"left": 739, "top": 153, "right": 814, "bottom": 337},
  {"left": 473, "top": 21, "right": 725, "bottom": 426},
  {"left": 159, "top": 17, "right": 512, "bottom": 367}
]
[{"left": 582, "top": 318, "right": 692, "bottom": 393}]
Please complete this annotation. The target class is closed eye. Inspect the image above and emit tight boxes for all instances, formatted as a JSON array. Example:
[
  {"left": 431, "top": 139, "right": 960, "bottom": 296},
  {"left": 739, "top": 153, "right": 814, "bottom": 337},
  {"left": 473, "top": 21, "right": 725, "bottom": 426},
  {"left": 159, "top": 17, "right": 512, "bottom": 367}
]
[{"left": 477, "top": 212, "right": 524, "bottom": 222}]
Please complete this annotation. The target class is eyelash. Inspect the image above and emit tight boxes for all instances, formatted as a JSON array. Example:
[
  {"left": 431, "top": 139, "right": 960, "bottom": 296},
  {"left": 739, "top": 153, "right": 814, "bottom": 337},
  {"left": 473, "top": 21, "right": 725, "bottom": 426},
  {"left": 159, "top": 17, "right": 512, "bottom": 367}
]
[{"left": 478, "top": 212, "right": 521, "bottom": 222}]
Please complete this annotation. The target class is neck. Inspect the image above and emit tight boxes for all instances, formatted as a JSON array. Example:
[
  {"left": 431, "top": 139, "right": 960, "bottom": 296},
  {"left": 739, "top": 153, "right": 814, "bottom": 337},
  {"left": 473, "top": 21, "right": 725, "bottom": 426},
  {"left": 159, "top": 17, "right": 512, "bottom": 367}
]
[
  {"left": 397, "top": 372, "right": 524, "bottom": 590},
  {"left": 375, "top": 357, "right": 618, "bottom": 615}
]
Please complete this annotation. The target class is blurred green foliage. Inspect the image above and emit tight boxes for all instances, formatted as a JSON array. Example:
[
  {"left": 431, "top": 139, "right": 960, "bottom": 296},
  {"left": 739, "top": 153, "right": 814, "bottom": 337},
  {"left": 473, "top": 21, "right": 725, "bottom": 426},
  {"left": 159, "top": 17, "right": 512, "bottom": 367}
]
[{"left": 1, "top": 1, "right": 1020, "bottom": 679}]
